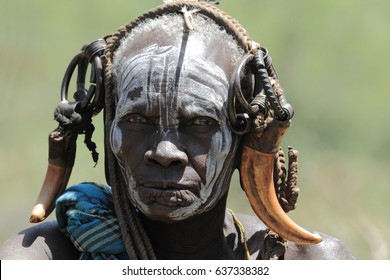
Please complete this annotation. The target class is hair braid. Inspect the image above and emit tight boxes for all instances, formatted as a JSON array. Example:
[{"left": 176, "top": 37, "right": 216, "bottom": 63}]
[{"left": 273, "top": 146, "right": 300, "bottom": 213}]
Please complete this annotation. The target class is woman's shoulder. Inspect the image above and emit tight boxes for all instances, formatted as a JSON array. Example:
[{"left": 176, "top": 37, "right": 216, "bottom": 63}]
[
  {"left": 285, "top": 232, "right": 354, "bottom": 260},
  {"left": 234, "top": 213, "right": 354, "bottom": 260},
  {"left": 0, "top": 220, "right": 79, "bottom": 260}
]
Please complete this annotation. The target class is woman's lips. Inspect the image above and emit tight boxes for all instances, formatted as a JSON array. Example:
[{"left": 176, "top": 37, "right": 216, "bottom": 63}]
[{"left": 137, "top": 184, "right": 199, "bottom": 206}]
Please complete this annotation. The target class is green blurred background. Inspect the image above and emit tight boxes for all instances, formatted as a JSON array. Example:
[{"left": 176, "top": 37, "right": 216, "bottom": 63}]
[{"left": 0, "top": 0, "right": 389, "bottom": 259}]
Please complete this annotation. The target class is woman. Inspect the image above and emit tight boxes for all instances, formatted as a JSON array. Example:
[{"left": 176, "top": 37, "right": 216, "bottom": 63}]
[{"left": 0, "top": 0, "right": 353, "bottom": 260}]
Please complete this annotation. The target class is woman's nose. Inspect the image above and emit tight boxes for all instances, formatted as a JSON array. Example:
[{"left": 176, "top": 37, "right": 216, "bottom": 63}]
[{"left": 144, "top": 140, "right": 188, "bottom": 167}]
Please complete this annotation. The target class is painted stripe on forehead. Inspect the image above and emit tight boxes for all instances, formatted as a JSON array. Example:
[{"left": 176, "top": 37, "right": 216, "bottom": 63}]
[
  {"left": 117, "top": 45, "right": 183, "bottom": 129},
  {"left": 116, "top": 42, "right": 230, "bottom": 124},
  {"left": 183, "top": 63, "right": 229, "bottom": 102},
  {"left": 118, "top": 45, "right": 175, "bottom": 97},
  {"left": 118, "top": 35, "right": 229, "bottom": 95},
  {"left": 160, "top": 49, "right": 176, "bottom": 127}
]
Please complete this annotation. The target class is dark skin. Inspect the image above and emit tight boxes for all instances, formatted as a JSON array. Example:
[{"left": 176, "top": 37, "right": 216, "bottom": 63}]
[
  {"left": 0, "top": 111, "right": 353, "bottom": 259},
  {"left": 110, "top": 40, "right": 239, "bottom": 224},
  {"left": 0, "top": 210, "right": 353, "bottom": 259},
  {"left": 140, "top": 194, "right": 234, "bottom": 259},
  {"left": 0, "top": 97, "right": 352, "bottom": 259},
  {"left": 0, "top": 15, "right": 354, "bottom": 260},
  {"left": 0, "top": 98, "right": 352, "bottom": 259}
]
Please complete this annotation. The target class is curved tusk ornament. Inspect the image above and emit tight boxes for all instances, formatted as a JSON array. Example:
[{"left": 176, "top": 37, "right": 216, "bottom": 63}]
[
  {"left": 240, "top": 145, "right": 323, "bottom": 244},
  {"left": 30, "top": 129, "right": 76, "bottom": 223},
  {"left": 30, "top": 165, "right": 72, "bottom": 223}
]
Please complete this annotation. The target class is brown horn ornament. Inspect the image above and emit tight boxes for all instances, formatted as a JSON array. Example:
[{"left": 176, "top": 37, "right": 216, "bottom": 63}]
[
  {"left": 30, "top": 129, "right": 76, "bottom": 223},
  {"left": 240, "top": 145, "right": 323, "bottom": 244}
]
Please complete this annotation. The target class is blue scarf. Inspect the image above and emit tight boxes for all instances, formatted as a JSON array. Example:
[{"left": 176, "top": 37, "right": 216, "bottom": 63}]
[{"left": 55, "top": 182, "right": 128, "bottom": 260}]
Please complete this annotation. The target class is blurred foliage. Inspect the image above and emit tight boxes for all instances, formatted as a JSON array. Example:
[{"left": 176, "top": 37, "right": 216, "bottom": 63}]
[{"left": 0, "top": 0, "right": 389, "bottom": 259}]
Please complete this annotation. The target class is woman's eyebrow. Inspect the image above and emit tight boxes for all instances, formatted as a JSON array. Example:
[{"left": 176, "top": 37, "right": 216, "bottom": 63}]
[
  {"left": 115, "top": 98, "right": 146, "bottom": 120},
  {"left": 179, "top": 99, "right": 222, "bottom": 119}
]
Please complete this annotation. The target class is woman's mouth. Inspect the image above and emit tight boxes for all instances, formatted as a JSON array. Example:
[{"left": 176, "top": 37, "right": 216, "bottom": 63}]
[{"left": 137, "top": 184, "right": 199, "bottom": 207}]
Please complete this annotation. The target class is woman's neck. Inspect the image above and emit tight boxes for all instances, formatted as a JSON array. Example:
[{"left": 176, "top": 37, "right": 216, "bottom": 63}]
[{"left": 140, "top": 194, "right": 235, "bottom": 259}]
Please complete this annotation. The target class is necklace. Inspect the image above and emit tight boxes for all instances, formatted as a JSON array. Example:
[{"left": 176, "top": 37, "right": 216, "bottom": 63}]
[{"left": 227, "top": 208, "right": 251, "bottom": 260}]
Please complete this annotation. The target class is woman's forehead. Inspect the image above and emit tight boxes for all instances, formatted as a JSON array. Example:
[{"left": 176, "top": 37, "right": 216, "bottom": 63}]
[
  {"left": 112, "top": 13, "right": 245, "bottom": 121},
  {"left": 113, "top": 13, "right": 244, "bottom": 82},
  {"left": 117, "top": 44, "right": 229, "bottom": 103},
  {"left": 115, "top": 46, "right": 228, "bottom": 121}
]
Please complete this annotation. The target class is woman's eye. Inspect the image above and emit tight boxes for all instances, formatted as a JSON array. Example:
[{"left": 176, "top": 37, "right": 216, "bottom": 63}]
[
  {"left": 121, "top": 114, "right": 154, "bottom": 131},
  {"left": 191, "top": 117, "right": 217, "bottom": 126},
  {"left": 127, "top": 114, "right": 149, "bottom": 124}
]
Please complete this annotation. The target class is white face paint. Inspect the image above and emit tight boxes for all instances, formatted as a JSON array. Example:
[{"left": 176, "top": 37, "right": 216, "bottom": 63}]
[{"left": 109, "top": 14, "right": 243, "bottom": 222}]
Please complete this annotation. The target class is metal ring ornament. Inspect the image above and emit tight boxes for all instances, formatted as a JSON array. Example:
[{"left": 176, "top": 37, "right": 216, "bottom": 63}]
[
  {"left": 228, "top": 48, "right": 294, "bottom": 136},
  {"left": 60, "top": 39, "right": 106, "bottom": 115},
  {"left": 228, "top": 53, "right": 255, "bottom": 135},
  {"left": 253, "top": 49, "right": 294, "bottom": 121}
]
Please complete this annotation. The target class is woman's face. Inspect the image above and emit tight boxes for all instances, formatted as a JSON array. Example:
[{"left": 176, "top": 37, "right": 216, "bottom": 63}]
[{"left": 110, "top": 43, "right": 239, "bottom": 222}]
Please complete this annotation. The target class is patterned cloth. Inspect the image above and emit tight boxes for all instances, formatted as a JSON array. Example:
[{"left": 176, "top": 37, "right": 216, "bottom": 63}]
[{"left": 55, "top": 182, "right": 128, "bottom": 260}]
